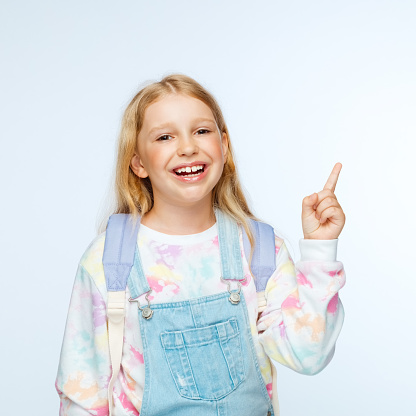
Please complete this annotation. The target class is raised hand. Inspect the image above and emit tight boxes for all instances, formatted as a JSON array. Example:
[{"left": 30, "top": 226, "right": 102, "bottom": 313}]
[{"left": 302, "top": 163, "right": 346, "bottom": 240}]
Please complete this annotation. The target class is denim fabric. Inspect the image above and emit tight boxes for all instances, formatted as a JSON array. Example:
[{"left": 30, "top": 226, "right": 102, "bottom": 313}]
[
  {"left": 161, "top": 316, "right": 244, "bottom": 400},
  {"left": 127, "top": 210, "right": 274, "bottom": 416}
]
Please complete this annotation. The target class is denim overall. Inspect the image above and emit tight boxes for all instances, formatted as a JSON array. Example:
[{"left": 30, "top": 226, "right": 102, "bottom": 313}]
[{"left": 126, "top": 210, "right": 274, "bottom": 416}]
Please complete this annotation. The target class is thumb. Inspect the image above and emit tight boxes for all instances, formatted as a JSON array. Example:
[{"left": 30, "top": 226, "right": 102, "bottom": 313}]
[{"left": 302, "top": 193, "right": 318, "bottom": 216}]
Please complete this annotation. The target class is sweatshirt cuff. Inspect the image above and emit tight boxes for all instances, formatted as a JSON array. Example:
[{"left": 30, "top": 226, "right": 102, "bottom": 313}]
[{"left": 299, "top": 239, "right": 338, "bottom": 261}]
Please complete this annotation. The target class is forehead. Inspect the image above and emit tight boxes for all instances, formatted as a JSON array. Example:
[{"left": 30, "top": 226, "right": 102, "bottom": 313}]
[{"left": 142, "top": 94, "right": 215, "bottom": 130}]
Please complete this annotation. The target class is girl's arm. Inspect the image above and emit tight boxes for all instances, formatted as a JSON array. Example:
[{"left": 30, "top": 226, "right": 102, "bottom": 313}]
[
  {"left": 56, "top": 263, "right": 112, "bottom": 415},
  {"left": 257, "top": 164, "right": 346, "bottom": 374},
  {"left": 257, "top": 236, "right": 345, "bottom": 375}
]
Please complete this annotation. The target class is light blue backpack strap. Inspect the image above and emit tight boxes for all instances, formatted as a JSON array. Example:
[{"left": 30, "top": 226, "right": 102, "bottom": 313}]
[
  {"left": 103, "top": 213, "right": 140, "bottom": 291},
  {"left": 102, "top": 213, "right": 140, "bottom": 416},
  {"left": 242, "top": 219, "right": 276, "bottom": 292},
  {"left": 243, "top": 219, "right": 281, "bottom": 416}
]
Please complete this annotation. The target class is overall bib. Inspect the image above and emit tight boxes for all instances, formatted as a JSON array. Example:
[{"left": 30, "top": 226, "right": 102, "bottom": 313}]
[{"left": 127, "top": 210, "right": 274, "bottom": 416}]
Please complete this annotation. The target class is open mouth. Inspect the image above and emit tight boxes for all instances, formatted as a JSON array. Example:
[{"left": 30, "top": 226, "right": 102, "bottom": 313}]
[{"left": 173, "top": 164, "right": 205, "bottom": 177}]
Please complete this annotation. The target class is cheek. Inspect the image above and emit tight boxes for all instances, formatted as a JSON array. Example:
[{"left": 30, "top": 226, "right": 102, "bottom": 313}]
[
  {"left": 144, "top": 148, "right": 169, "bottom": 173},
  {"left": 208, "top": 138, "right": 226, "bottom": 159}
]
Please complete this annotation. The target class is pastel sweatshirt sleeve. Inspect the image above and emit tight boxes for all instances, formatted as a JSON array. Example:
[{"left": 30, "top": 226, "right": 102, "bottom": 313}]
[
  {"left": 55, "top": 264, "right": 112, "bottom": 415},
  {"left": 257, "top": 235, "right": 345, "bottom": 375}
]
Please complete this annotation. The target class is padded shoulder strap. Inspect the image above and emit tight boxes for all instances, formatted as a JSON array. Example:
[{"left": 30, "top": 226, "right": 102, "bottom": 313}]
[
  {"left": 103, "top": 214, "right": 140, "bottom": 291},
  {"left": 242, "top": 220, "right": 280, "bottom": 415},
  {"left": 242, "top": 219, "right": 276, "bottom": 292},
  {"left": 102, "top": 213, "right": 139, "bottom": 416}
]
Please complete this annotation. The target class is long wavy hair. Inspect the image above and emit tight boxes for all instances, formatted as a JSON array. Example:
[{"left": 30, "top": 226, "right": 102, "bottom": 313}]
[{"left": 114, "top": 73, "right": 258, "bottom": 261}]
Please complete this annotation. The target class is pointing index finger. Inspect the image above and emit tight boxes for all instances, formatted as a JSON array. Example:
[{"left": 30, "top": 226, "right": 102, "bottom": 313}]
[{"left": 324, "top": 162, "right": 342, "bottom": 192}]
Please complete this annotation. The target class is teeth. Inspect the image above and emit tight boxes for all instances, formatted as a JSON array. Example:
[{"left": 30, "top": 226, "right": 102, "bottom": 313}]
[{"left": 175, "top": 165, "right": 204, "bottom": 174}]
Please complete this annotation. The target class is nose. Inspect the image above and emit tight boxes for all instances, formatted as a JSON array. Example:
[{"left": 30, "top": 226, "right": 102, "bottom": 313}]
[{"left": 176, "top": 134, "right": 198, "bottom": 156}]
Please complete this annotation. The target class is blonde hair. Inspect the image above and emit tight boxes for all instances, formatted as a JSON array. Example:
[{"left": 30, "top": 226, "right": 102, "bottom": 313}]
[{"left": 114, "top": 73, "right": 258, "bottom": 259}]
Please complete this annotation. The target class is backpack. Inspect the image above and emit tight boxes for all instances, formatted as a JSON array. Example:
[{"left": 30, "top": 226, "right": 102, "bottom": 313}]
[{"left": 102, "top": 213, "right": 280, "bottom": 415}]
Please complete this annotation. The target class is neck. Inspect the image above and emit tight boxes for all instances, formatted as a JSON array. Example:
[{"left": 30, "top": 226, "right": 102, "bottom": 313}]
[{"left": 141, "top": 199, "right": 216, "bottom": 235}]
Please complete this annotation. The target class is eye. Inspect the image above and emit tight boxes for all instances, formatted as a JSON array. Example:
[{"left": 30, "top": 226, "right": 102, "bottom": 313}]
[
  {"left": 157, "top": 134, "right": 173, "bottom": 141},
  {"left": 196, "top": 129, "right": 210, "bottom": 135}
]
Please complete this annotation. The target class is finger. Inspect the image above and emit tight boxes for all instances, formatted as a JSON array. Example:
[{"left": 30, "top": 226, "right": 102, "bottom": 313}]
[
  {"left": 302, "top": 192, "right": 319, "bottom": 211},
  {"left": 312, "top": 189, "right": 337, "bottom": 210},
  {"left": 302, "top": 193, "right": 319, "bottom": 216},
  {"left": 314, "top": 196, "right": 340, "bottom": 220},
  {"left": 323, "top": 162, "right": 342, "bottom": 192},
  {"left": 318, "top": 205, "right": 344, "bottom": 225}
]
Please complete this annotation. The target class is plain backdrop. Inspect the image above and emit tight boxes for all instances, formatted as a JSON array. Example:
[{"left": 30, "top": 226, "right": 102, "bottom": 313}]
[{"left": 1, "top": 1, "right": 415, "bottom": 415}]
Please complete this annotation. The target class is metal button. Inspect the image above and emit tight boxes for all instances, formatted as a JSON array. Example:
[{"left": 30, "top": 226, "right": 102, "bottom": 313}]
[
  {"left": 142, "top": 307, "right": 153, "bottom": 319},
  {"left": 229, "top": 292, "right": 241, "bottom": 304}
]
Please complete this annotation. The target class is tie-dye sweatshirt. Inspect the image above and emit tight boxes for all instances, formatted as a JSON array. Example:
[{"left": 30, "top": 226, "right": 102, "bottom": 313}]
[{"left": 56, "top": 223, "right": 345, "bottom": 415}]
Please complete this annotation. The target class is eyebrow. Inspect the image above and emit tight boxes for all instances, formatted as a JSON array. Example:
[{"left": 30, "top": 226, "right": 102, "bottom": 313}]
[{"left": 147, "top": 118, "right": 217, "bottom": 136}]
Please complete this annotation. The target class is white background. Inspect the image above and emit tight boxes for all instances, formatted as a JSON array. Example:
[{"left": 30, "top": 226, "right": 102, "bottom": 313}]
[{"left": 1, "top": 1, "right": 415, "bottom": 415}]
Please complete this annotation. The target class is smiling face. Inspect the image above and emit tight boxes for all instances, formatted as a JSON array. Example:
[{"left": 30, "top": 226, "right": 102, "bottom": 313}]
[{"left": 130, "top": 93, "right": 228, "bottom": 211}]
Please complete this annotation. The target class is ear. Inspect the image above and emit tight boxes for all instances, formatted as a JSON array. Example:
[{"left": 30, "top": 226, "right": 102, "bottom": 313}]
[
  {"left": 130, "top": 154, "right": 149, "bottom": 178},
  {"left": 221, "top": 132, "right": 229, "bottom": 161}
]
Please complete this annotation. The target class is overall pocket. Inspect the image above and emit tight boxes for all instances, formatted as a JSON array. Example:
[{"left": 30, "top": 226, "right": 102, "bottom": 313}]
[{"left": 160, "top": 317, "right": 245, "bottom": 400}]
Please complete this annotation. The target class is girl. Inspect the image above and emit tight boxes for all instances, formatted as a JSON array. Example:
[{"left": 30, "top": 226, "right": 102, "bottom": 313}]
[{"left": 56, "top": 74, "right": 346, "bottom": 416}]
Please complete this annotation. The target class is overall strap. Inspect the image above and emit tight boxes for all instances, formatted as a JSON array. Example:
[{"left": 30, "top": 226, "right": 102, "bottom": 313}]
[
  {"left": 103, "top": 213, "right": 140, "bottom": 416},
  {"left": 215, "top": 208, "right": 245, "bottom": 281},
  {"left": 127, "top": 248, "right": 152, "bottom": 300}
]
